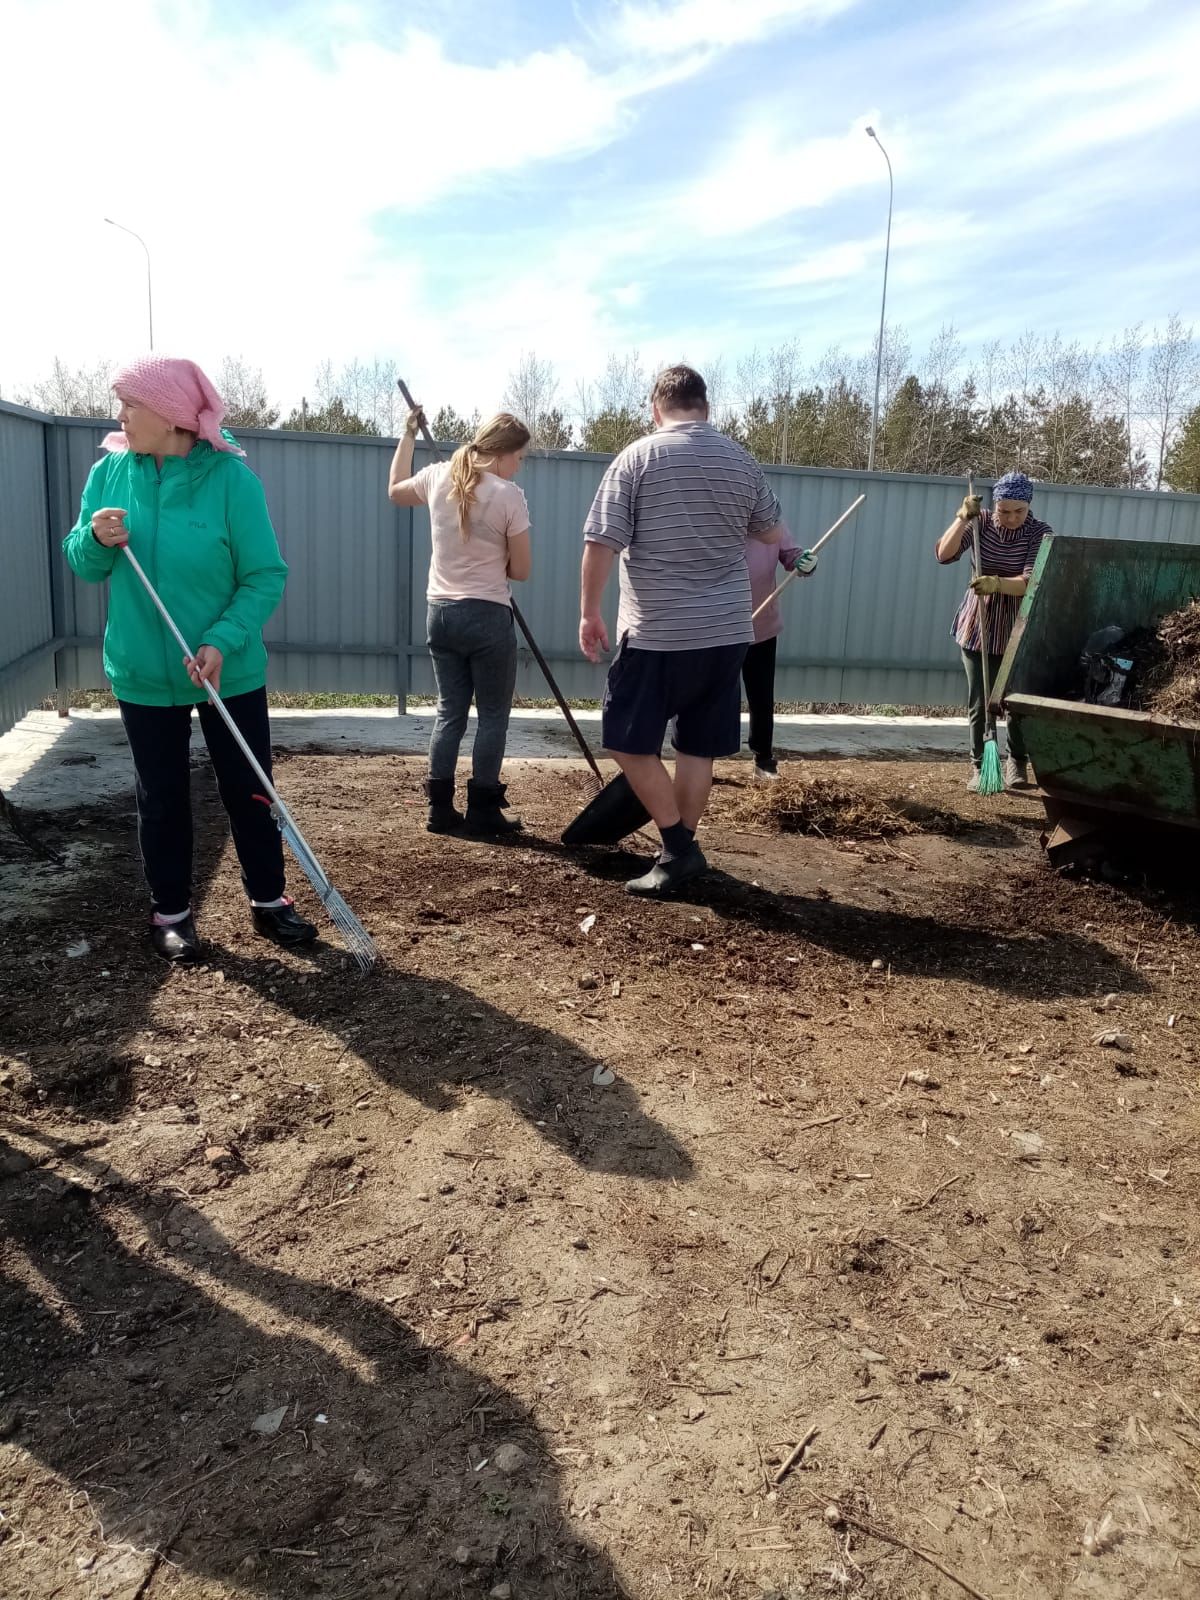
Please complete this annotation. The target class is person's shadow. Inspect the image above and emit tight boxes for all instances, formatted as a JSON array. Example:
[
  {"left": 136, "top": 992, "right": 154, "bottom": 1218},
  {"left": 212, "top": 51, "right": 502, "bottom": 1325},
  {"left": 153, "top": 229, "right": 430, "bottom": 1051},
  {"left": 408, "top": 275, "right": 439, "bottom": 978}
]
[
  {"left": 3, "top": 767, "right": 690, "bottom": 1181},
  {"left": 206, "top": 945, "right": 690, "bottom": 1181},
  {"left": 572, "top": 850, "right": 1149, "bottom": 1000},
  {"left": 0, "top": 1129, "right": 632, "bottom": 1598}
]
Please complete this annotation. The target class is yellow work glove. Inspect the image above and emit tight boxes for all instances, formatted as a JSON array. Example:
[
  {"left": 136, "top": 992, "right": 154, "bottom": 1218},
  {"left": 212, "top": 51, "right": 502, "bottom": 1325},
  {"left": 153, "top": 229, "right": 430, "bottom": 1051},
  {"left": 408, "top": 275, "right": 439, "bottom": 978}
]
[
  {"left": 972, "top": 576, "right": 1030, "bottom": 601},
  {"left": 956, "top": 494, "right": 982, "bottom": 522}
]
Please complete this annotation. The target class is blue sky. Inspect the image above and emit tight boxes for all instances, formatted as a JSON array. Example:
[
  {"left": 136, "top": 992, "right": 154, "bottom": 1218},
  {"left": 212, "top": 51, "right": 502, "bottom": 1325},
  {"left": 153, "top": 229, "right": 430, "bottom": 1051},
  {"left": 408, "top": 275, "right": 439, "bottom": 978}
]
[{"left": 3, "top": 0, "right": 1198, "bottom": 417}]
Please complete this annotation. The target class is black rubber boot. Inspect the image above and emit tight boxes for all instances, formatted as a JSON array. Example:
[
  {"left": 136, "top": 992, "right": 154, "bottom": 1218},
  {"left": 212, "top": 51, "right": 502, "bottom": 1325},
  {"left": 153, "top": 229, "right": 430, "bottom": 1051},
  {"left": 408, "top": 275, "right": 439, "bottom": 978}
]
[
  {"left": 252, "top": 899, "right": 318, "bottom": 948},
  {"left": 464, "top": 780, "right": 523, "bottom": 837},
  {"left": 150, "top": 913, "right": 201, "bottom": 964},
  {"left": 424, "top": 778, "right": 464, "bottom": 834},
  {"left": 625, "top": 843, "right": 709, "bottom": 897}
]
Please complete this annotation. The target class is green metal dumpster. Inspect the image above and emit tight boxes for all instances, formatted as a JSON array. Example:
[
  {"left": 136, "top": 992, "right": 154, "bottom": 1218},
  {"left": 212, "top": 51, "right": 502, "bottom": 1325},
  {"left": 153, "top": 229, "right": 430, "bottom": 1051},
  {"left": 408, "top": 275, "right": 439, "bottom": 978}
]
[{"left": 993, "top": 536, "right": 1200, "bottom": 841}]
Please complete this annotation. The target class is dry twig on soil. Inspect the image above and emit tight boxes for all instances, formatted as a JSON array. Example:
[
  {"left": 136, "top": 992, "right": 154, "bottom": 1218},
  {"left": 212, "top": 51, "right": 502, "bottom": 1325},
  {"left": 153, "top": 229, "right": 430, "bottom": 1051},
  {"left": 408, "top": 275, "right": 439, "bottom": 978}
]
[
  {"left": 772, "top": 1425, "right": 818, "bottom": 1485},
  {"left": 822, "top": 1502, "right": 995, "bottom": 1600}
]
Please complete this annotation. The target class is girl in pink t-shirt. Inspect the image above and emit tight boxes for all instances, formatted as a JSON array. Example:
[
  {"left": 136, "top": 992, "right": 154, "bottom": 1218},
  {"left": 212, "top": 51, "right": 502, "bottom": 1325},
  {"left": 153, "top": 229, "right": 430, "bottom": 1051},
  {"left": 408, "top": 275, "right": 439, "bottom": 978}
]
[{"left": 389, "top": 410, "right": 532, "bottom": 834}]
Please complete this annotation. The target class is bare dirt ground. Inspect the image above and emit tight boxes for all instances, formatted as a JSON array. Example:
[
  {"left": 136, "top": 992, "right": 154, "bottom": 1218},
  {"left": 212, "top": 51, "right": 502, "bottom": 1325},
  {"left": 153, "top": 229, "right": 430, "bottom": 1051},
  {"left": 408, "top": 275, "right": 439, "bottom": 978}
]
[{"left": 2, "top": 752, "right": 1198, "bottom": 1600}]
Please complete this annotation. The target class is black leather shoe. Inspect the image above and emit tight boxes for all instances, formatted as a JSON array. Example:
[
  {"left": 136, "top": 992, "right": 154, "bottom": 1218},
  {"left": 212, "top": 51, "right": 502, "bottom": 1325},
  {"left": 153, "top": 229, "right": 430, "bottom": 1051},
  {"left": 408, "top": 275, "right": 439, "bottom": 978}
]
[
  {"left": 625, "top": 843, "right": 708, "bottom": 897},
  {"left": 151, "top": 914, "right": 201, "bottom": 963},
  {"left": 252, "top": 900, "right": 318, "bottom": 948}
]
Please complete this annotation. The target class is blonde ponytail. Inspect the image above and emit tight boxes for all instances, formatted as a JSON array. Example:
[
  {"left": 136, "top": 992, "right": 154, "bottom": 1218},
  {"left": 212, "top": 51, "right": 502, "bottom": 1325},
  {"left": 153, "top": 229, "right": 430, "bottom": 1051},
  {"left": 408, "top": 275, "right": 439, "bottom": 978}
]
[
  {"left": 447, "top": 411, "right": 532, "bottom": 541},
  {"left": 447, "top": 443, "right": 481, "bottom": 542}
]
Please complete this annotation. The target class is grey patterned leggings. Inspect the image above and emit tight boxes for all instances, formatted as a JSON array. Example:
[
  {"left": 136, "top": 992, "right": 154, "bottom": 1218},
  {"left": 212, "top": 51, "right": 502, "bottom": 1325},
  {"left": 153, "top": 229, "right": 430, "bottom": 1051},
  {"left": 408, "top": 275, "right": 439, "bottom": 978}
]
[{"left": 427, "top": 599, "right": 518, "bottom": 785}]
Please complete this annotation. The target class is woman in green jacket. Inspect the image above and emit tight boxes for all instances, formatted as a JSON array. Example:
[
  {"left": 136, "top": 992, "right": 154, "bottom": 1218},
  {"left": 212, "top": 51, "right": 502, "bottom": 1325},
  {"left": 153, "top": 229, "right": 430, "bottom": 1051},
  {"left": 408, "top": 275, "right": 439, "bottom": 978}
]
[{"left": 63, "top": 356, "right": 316, "bottom": 963}]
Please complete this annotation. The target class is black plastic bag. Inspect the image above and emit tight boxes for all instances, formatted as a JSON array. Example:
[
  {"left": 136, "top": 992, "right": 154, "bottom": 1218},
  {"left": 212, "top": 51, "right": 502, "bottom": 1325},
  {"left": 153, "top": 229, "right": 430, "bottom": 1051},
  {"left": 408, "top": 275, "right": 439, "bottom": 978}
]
[{"left": 1081, "top": 625, "right": 1134, "bottom": 707}]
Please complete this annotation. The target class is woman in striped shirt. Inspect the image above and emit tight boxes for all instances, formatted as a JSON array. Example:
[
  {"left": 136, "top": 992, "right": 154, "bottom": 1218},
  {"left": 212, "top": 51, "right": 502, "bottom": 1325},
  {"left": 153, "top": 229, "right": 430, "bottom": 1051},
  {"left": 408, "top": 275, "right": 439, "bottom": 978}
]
[{"left": 935, "top": 471, "right": 1050, "bottom": 791}]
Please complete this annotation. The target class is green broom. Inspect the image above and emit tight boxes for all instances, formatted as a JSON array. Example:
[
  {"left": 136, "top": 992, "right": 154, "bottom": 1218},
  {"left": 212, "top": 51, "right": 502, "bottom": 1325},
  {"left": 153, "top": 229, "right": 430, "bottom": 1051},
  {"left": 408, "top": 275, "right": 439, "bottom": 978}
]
[{"left": 967, "top": 475, "right": 1004, "bottom": 796}]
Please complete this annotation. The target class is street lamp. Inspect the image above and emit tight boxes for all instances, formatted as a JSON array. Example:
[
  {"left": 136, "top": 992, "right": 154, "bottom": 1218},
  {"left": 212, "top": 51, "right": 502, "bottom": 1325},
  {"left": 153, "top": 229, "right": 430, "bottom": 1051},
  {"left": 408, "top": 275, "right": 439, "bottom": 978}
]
[
  {"left": 864, "top": 126, "right": 893, "bottom": 474},
  {"left": 104, "top": 217, "right": 154, "bottom": 350}
]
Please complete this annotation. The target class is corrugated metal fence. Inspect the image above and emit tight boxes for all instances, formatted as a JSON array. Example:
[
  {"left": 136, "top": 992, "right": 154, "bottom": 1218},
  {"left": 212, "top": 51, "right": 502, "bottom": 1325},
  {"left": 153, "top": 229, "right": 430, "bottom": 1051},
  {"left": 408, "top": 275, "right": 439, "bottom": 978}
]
[
  {"left": 0, "top": 405, "right": 57, "bottom": 738},
  {"left": 3, "top": 400, "right": 1200, "bottom": 742}
]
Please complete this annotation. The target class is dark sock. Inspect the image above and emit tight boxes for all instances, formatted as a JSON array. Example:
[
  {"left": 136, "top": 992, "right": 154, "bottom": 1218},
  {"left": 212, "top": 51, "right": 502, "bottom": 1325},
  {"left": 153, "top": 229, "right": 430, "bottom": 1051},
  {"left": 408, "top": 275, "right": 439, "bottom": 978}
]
[{"left": 659, "top": 820, "right": 694, "bottom": 861}]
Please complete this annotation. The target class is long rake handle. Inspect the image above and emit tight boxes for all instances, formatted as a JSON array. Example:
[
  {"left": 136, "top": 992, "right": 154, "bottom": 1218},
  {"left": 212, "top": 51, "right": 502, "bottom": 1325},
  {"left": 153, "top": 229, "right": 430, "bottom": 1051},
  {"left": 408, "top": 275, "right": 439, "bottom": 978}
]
[
  {"left": 397, "top": 377, "right": 606, "bottom": 785},
  {"left": 750, "top": 493, "right": 866, "bottom": 622},
  {"left": 119, "top": 545, "right": 328, "bottom": 886}
]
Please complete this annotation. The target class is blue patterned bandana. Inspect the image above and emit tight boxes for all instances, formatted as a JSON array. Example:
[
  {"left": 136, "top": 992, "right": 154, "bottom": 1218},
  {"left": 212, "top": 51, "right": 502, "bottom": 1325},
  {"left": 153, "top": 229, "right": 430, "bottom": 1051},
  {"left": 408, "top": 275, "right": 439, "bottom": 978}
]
[{"left": 993, "top": 471, "right": 1033, "bottom": 503}]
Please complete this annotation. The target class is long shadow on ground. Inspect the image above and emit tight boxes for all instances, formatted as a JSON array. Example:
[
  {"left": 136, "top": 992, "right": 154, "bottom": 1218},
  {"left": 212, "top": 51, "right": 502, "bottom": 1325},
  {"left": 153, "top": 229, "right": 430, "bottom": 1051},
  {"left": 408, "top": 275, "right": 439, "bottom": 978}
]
[
  {"left": 210, "top": 945, "right": 691, "bottom": 1181},
  {"left": 0, "top": 1130, "right": 630, "bottom": 1599},
  {"left": 573, "top": 849, "right": 1150, "bottom": 1000},
  {"left": 1, "top": 759, "right": 656, "bottom": 1597}
]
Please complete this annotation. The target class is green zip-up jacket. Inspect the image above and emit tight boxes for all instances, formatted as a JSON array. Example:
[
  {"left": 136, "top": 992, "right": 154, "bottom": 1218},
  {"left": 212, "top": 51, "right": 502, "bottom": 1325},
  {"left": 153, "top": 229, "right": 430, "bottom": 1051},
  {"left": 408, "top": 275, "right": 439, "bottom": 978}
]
[{"left": 62, "top": 440, "right": 288, "bottom": 707}]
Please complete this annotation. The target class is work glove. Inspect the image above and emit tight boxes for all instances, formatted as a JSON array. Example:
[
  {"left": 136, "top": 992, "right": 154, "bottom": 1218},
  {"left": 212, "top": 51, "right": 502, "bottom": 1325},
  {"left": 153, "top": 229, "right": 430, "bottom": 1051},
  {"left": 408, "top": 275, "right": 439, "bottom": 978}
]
[
  {"left": 956, "top": 494, "right": 982, "bottom": 522},
  {"left": 785, "top": 549, "right": 818, "bottom": 577},
  {"left": 970, "top": 574, "right": 1002, "bottom": 596}
]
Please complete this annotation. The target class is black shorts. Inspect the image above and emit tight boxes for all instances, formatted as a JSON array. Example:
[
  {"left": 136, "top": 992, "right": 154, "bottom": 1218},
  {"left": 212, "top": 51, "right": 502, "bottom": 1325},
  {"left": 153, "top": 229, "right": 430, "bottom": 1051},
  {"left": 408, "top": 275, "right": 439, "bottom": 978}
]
[{"left": 601, "top": 636, "right": 748, "bottom": 759}]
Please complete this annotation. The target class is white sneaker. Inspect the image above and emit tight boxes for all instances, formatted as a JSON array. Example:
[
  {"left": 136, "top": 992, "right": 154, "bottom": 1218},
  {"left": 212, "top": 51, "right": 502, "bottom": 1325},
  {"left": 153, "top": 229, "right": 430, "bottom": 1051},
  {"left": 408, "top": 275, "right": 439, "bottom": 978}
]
[{"left": 753, "top": 761, "right": 780, "bottom": 783}]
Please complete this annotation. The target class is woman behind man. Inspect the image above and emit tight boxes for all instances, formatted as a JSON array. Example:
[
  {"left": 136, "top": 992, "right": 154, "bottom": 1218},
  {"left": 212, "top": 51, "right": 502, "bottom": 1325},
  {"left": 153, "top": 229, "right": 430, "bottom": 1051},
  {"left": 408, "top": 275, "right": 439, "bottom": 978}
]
[
  {"left": 63, "top": 356, "right": 315, "bottom": 962},
  {"left": 388, "top": 408, "right": 532, "bottom": 835},
  {"left": 743, "top": 534, "right": 817, "bottom": 780}
]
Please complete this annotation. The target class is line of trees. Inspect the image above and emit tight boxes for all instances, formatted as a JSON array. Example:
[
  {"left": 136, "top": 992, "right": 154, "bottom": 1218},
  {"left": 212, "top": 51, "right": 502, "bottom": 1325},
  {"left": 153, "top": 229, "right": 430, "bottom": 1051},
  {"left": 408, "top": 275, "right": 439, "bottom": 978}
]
[{"left": 8, "top": 317, "right": 1200, "bottom": 491}]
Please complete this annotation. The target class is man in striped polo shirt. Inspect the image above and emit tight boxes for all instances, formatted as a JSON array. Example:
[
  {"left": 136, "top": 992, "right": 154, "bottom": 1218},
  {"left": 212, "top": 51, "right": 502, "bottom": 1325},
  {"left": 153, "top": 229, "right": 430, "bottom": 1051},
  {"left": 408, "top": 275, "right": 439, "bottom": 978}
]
[
  {"left": 935, "top": 471, "right": 1051, "bottom": 790},
  {"left": 579, "top": 365, "right": 804, "bottom": 895}
]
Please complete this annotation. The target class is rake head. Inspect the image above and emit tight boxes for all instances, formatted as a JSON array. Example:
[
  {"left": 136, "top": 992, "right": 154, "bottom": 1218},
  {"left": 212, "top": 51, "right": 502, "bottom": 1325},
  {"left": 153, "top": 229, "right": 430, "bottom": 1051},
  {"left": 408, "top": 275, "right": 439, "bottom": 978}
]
[
  {"left": 278, "top": 815, "right": 379, "bottom": 972},
  {"left": 316, "top": 882, "right": 380, "bottom": 973}
]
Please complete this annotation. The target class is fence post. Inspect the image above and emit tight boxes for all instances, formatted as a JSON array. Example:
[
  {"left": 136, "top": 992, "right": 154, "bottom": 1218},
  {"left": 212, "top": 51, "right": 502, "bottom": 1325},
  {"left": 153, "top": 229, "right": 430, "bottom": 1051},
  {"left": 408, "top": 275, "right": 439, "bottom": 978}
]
[
  {"left": 42, "top": 416, "right": 75, "bottom": 716},
  {"left": 395, "top": 500, "right": 411, "bottom": 716}
]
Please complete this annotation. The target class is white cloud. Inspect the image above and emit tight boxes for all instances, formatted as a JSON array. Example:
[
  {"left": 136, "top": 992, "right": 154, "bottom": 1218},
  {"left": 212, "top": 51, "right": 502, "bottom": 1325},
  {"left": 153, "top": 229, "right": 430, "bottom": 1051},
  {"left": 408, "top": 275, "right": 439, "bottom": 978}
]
[
  {"left": 2, "top": 0, "right": 1197, "bottom": 421},
  {"left": 1021, "top": 30, "right": 1200, "bottom": 160},
  {"left": 610, "top": 0, "right": 858, "bottom": 55},
  {"left": 758, "top": 213, "right": 968, "bottom": 291},
  {"left": 672, "top": 118, "right": 883, "bottom": 238},
  {"left": 0, "top": 0, "right": 694, "bottom": 402}
]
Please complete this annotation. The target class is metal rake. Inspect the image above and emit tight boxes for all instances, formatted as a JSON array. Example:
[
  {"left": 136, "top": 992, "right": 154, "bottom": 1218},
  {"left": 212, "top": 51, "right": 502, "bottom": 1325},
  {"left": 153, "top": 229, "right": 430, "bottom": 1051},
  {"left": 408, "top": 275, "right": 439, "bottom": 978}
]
[{"left": 121, "top": 545, "right": 379, "bottom": 972}]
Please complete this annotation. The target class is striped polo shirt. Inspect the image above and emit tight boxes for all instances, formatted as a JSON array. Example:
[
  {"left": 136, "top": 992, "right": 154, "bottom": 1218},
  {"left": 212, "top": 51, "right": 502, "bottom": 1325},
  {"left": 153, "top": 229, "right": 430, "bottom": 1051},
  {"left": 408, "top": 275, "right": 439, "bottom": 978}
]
[
  {"left": 584, "top": 421, "right": 784, "bottom": 652},
  {"left": 939, "top": 509, "right": 1051, "bottom": 654}
]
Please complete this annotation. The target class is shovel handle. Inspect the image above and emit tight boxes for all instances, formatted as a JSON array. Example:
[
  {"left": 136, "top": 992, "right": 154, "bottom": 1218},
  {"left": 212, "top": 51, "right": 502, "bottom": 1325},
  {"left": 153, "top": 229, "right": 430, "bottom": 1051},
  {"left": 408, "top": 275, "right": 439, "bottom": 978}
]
[{"left": 397, "top": 377, "right": 438, "bottom": 451}]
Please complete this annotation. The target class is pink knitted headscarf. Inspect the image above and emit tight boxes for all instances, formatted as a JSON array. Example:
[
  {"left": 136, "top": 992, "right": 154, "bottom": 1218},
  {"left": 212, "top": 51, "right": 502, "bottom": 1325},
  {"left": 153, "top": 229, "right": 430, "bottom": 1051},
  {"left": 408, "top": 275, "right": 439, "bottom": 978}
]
[{"left": 104, "top": 355, "right": 243, "bottom": 455}]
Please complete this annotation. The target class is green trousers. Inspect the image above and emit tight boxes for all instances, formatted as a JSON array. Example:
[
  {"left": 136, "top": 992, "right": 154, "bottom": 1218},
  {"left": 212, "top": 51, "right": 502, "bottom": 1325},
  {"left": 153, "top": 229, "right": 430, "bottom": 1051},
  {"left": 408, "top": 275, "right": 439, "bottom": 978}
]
[{"left": 961, "top": 648, "right": 1026, "bottom": 766}]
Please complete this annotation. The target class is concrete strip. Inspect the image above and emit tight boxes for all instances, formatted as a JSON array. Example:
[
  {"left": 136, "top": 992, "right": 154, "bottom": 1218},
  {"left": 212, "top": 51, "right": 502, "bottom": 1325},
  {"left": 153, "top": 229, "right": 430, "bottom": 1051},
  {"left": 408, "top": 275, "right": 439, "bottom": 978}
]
[{"left": 1, "top": 707, "right": 970, "bottom": 812}]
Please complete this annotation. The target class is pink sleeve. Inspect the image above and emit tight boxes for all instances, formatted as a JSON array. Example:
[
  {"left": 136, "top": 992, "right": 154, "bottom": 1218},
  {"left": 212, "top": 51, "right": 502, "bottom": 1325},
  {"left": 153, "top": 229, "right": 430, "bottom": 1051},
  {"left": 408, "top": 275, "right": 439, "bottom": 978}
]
[
  {"left": 504, "top": 483, "right": 531, "bottom": 539},
  {"left": 410, "top": 464, "right": 436, "bottom": 504}
]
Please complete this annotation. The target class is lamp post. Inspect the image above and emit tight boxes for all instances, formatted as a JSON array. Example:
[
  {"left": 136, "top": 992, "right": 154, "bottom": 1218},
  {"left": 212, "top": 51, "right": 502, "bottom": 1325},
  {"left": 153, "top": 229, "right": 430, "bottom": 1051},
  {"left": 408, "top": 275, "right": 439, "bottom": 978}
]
[
  {"left": 864, "top": 126, "right": 893, "bottom": 474},
  {"left": 104, "top": 218, "right": 154, "bottom": 350}
]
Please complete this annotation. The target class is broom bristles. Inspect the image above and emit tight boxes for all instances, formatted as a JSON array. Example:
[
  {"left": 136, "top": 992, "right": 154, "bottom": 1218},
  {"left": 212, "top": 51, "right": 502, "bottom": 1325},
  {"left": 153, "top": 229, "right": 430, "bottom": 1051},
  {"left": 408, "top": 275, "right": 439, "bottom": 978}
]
[{"left": 978, "top": 736, "right": 1005, "bottom": 797}]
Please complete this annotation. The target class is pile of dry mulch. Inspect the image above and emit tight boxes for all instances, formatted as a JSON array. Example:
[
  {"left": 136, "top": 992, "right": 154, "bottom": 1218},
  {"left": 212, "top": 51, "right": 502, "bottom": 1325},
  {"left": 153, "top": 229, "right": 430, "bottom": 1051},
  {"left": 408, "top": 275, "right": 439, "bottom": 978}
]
[
  {"left": 1126, "top": 597, "right": 1200, "bottom": 721},
  {"left": 727, "top": 776, "right": 921, "bottom": 839}
]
